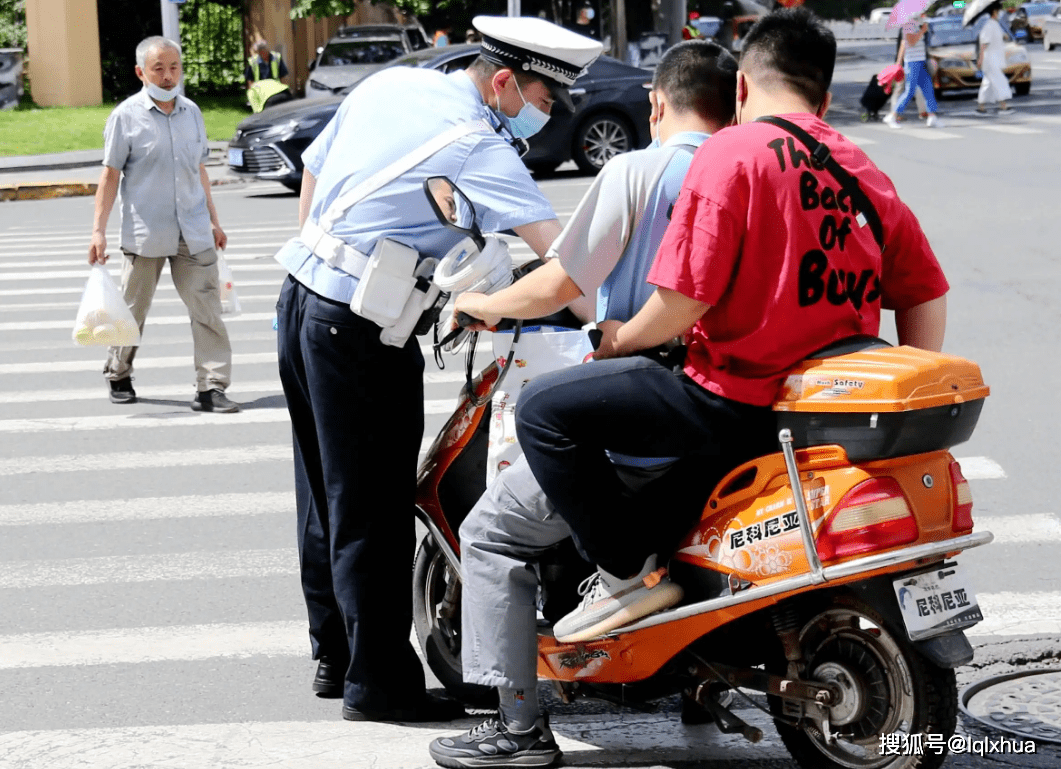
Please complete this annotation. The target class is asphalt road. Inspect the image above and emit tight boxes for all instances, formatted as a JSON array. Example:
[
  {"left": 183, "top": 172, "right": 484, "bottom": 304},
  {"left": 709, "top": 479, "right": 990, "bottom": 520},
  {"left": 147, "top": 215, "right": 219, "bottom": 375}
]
[{"left": 0, "top": 41, "right": 1059, "bottom": 769}]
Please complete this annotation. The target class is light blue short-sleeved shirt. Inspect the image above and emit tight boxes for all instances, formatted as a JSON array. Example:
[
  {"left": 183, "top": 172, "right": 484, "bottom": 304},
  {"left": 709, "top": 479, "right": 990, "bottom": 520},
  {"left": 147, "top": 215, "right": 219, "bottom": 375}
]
[
  {"left": 551, "top": 131, "right": 709, "bottom": 323},
  {"left": 102, "top": 90, "right": 213, "bottom": 257},
  {"left": 274, "top": 68, "right": 557, "bottom": 304}
]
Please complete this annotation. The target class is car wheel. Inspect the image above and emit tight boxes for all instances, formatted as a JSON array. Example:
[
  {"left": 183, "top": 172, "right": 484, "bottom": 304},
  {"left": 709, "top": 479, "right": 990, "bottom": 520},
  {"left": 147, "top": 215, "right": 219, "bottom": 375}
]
[
  {"left": 1014, "top": 82, "right": 1031, "bottom": 96},
  {"left": 573, "top": 112, "right": 635, "bottom": 175}
]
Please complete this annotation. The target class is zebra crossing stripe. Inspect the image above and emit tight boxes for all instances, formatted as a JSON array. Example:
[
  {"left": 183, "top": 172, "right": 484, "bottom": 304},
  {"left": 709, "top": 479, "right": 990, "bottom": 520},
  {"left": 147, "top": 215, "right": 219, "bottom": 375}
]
[
  {"left": 0, "top": 621, "right": 306, "bottom": 669},
  {"left": 0, "top": 439, "right": 436, "bottom": 477},
  {"left": 0, "top": 492, "right": 294, "bottom": 526},
  {"left": 0, "top": 312, "right": 276, "bottom": 332},
  {"left": 0, "top": 590, "right": 1055, "bottom": 671},
  {"left": 0, "top": 549, "right": 299, "bottom": 589}
]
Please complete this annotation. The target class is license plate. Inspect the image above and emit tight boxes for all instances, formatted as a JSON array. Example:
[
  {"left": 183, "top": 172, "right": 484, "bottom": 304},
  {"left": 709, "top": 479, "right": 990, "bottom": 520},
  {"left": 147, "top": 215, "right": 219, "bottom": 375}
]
[
  {"left": 893, "top": 565, "right": 982, "bottom": 641},
  {"left": 228, "top": 148, "right": 244, "bottom": 167}
]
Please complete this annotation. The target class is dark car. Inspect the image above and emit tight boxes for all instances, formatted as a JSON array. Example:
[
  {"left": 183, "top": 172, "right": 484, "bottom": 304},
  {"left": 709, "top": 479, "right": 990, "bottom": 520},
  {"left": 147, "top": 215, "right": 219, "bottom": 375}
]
[
  {"left": 1009, "top": 1, "right": 1060, "bottom": 42},
  {"left": 227, "top": 43, "right": 653, "bottom": 190},
  {"left": 304, "top": 23, "right": 430, "bottom": 100}
]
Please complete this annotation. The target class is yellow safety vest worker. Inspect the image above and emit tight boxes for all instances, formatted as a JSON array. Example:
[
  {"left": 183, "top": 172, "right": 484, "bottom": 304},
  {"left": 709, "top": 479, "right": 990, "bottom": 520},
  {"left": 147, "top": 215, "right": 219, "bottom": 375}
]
[{"left": 247, "top": 52, "right": 282, "bottom": 82}]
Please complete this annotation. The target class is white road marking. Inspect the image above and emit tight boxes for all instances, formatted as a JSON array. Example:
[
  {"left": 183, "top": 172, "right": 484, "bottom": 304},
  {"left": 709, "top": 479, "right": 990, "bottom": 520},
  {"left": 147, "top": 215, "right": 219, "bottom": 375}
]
[
  {"left": 0, "top": 278, "right": 285, "bottom": 297},
  {"left": 0, "top": 621, "right": 307, "bottom": 669},
  {"left": 0, "top": 549, "right": 299, "bottom": 589},
  {"left": 972, "top": 124, "right": 1044, "bottom": 134},
  {"left": 0, "top": 352, "right": 279, "bottom": 376},
  {"left": 0, "top": 265, "right": 285, "bottom": 283},
  {"left": 844, "top": 134, "right": 878, "bottom": 146},
  {"left": 0, "top": 589, "right": 1053, "bottom": 671},
  {"left": 0, "top": 374, "right": 463, "bottom": 403},
  {"left": 955, "top": 456, "right": 1007, "bottom": 480},
  {"left": 973, "top": 591, "right": 1061, "bottom": 637},
  {"left": 0, "top": 311, "right": 275, "bottom": 332},
  {"left": 0, "top": 713, "right": 791, "bottom": 768},
  {"left": 0, "top": 225, "right": 294, "bottom": 243},
  {"left": 0, "top": 439, "right": 436, "bottom": 477},
  {"left": 0, "top": 401, "right": 460, "bottom": 434},
  {"left": 975, "top": 514, "right": 1061, "bottom": 544},
  {"left": 0, "top": 253, "right": 287, "bottom": 269},
  {"left": 0, "top": 292, "right": 283, "bottom": 313},
  {"left": 0, "top": 491, "right": 295, "bottom": 526}
]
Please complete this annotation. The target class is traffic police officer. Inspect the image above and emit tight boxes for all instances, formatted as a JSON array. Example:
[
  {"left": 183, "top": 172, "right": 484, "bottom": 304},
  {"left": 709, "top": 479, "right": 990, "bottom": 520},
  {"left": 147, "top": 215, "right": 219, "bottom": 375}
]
[{"left": 273, "top": 15, "right": 602, "bottom": 724}]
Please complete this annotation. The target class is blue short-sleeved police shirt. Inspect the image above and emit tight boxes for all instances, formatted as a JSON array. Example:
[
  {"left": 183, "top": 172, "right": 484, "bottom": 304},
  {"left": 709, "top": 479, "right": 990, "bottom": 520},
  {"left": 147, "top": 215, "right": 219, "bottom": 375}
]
[{"left": 274, "top": 68, "right": 556, "bottom": 304}]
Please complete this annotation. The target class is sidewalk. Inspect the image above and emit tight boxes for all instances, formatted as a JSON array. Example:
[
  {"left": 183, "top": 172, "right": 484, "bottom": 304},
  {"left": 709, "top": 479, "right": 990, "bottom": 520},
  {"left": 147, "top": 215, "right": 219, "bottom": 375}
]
[{"left": 0, "top": 141, "right": 254, "bottom": 202}]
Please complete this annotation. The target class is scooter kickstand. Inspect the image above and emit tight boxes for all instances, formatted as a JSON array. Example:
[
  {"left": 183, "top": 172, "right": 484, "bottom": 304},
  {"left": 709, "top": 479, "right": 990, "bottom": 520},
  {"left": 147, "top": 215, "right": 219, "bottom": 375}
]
[{"left": 694, "top": 683, "right": 764, "bottom": 744}]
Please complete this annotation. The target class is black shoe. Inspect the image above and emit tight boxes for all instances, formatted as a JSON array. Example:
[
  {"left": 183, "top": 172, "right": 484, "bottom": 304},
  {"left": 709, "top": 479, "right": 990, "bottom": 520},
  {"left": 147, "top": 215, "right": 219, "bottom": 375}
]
[
  {"left": 342, "top": 692, "right": 466, "bottom": 723},
  {"left": 108, "top": 377, "right": 137, "bottom": 404},
  {"left": 429, "top": 712, "right": 561, "bottom": 768},
  {"left": 312, "top": 658, "right": 344, "bottom": 699},
  {"left": 191, "top": 388, "right": 240, "bottom": 413}
]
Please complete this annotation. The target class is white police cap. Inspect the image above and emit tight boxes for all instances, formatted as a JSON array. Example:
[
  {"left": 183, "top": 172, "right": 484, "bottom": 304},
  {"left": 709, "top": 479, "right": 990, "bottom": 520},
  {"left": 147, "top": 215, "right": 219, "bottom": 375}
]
[{"left": 473, "top": 15, "right": 603, "bottom": 88}]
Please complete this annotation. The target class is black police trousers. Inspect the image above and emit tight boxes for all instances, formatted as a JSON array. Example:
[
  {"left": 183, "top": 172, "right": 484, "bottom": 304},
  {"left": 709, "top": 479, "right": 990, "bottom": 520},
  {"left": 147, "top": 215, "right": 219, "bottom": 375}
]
[{"left": 276, "top": 275, "right": 427, "bottom": 710}]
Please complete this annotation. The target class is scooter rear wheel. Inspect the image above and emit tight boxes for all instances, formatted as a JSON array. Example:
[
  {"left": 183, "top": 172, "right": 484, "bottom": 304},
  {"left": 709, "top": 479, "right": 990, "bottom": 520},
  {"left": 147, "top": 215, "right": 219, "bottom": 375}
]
[
  {"left": 771, "top": 596, "right": 957, "bottom": 769},
  {"left": 412, "top": 535, "right": 498, "bottom": 709}
]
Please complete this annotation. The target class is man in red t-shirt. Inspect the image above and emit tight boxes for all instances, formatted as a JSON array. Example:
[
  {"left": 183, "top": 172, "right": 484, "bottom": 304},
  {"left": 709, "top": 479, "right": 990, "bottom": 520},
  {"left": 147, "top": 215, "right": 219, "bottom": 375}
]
[{"left": 515, "top": 8, "right": 948, "bottom": 644}]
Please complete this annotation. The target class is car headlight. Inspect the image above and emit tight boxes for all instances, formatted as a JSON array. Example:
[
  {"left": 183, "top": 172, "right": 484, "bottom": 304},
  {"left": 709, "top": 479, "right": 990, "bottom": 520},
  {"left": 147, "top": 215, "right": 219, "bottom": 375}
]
[
  {"left": 308, "top": 79, "right": 328, "bottom": 90},
  {"left": 1006, "top": 51, "right": 1029, "bottom": 64},
  {"left": 292, "top": 118, "right": 321, "bottom": 132},
  {"left": 939, "top": 58, "right": 968, "bottom": 69}
]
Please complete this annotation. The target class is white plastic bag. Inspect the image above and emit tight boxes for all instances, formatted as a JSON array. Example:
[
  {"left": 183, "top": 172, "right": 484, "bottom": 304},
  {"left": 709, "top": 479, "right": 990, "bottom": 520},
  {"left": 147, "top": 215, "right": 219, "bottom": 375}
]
[
  {"left": 218, "top": 251, "right": 241, "bottom": 316},
  {"left": 72, "top": 265, "right": 141, "bottom": 347},
  {"left": 487, "top": 326, "right": 593, "bottom": 483}
]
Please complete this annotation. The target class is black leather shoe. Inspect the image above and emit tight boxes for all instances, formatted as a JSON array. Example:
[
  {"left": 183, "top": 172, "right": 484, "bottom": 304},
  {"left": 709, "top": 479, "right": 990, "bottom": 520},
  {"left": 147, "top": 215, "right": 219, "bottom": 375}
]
[
  {"left": 342, "top": 692, "right": 467, "bottom": 723},
  {"left": 312, "top": 659, "right": 344, "bottom": 699},
  {"left": 108, "top": 377, "right": 137, "bottom": 404},
  {"left": 191, "top": 388, "right": 240, "bottom": 413}
]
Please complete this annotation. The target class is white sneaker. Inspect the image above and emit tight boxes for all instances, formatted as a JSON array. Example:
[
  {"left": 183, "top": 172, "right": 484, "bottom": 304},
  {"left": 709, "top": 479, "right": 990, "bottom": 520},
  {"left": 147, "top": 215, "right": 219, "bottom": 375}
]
[
  {"left": 926, "top": 115, "right": 944, "bottom": 128},
  {"left": 882, "top": 113, "right": 901, "bottom": 129},
  {"left": 552, "top": 555, "right": 684, "bottom": 643}
]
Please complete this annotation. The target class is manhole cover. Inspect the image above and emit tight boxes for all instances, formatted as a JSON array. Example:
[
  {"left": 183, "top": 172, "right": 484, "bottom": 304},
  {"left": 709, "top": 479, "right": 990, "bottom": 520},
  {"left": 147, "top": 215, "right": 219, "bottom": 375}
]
[{"left": 960, "top": 669, "right": 1061, "bottom": 744}]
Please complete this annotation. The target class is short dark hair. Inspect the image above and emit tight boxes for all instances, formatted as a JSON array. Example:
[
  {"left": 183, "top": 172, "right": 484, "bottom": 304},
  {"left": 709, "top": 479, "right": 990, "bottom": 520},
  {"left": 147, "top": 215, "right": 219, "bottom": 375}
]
[
  {"left": 652, "top": 39, "right": 738, "bottom": 128},
  {"left": 740, "top": 8, "right": 836, "bottom": 107},
  {"left": 467, "top": 55, "right": 542, "bottom": 90}
]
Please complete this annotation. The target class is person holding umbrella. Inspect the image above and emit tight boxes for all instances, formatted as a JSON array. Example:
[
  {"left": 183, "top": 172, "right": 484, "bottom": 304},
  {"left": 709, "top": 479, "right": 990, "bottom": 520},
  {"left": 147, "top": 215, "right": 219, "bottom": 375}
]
[
  {"left": 883, "top": 0, "right": 943, "bottom": 128},
  {"left": 974, "top": 2, "right": 1014, "bottom": 114}
]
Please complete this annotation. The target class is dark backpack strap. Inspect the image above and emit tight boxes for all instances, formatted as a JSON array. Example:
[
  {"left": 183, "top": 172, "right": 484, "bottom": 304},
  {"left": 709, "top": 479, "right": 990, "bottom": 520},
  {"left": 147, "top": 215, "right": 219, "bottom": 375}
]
[{"left": 756, "top": 116, "right": 886, "bottom": 254}]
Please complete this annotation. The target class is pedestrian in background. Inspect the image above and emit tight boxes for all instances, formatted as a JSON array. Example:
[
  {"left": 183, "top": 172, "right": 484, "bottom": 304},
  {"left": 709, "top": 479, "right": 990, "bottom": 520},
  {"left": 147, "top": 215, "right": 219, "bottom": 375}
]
[
  {"left": 244, "top": 40, "right": 288, "bottom": 91},
  {"left": 884, "top": 15, "right": 943, "bottom": 128},
  {"left": 977, "top": 2, "right": 1014, "bottom": 114},
  {"left": 87, "top": 36, "right": 239, "bottom": 413},
  {"left": 432, "top": 26, "right": 451, "bottom": 47}
]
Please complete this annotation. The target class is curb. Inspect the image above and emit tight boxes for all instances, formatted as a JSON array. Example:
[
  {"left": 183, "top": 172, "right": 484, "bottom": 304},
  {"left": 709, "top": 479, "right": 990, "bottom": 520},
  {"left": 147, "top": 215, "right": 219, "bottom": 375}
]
[
  {"left": 0, "top": 176, "right": 255, "bottom": 202},
  {"left": 0, "top": 182, "right": 98, "bottom": 201}
]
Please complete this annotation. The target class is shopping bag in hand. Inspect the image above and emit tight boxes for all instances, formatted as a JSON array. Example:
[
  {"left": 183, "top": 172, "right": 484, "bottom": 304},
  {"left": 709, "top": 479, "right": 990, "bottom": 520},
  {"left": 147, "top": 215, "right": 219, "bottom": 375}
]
[
  {"left": 218, "top": 251, "right": 242, "bottom": 316},
  {"left": 72, "top": 265, "right": 141, "bottom": 347}
]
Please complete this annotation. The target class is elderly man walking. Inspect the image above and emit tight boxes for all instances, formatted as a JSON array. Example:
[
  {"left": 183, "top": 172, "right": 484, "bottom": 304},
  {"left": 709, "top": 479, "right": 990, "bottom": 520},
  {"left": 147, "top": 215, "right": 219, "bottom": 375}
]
[{"left": 88, "top": 36, "right": 238, "bottom": 413}]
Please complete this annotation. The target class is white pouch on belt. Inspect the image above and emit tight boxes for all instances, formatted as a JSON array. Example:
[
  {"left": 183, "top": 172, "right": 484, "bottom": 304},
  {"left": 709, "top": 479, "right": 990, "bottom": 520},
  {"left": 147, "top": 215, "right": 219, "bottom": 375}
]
[{"left": 349, "top": 238, "right": 419, "bottom": 328}]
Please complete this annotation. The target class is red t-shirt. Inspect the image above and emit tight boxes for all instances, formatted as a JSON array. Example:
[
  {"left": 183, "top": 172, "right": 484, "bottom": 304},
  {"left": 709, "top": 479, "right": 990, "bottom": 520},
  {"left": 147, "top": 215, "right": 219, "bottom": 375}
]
[{"left": 648, "top": 113, "right": 949, "bottom": 407}]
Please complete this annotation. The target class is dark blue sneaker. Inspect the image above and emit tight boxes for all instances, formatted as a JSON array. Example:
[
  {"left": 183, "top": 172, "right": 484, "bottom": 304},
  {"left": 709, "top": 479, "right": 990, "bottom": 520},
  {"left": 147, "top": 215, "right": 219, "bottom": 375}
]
[{"left": 429, "top": 712, "right": 560, "bottom": 768}]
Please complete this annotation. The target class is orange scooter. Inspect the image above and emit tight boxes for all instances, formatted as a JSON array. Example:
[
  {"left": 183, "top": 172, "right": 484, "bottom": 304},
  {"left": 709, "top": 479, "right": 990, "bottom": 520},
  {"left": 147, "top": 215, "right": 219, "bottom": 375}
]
[{"left": 412, "top": 180, "right": 992, "bottom": 769}]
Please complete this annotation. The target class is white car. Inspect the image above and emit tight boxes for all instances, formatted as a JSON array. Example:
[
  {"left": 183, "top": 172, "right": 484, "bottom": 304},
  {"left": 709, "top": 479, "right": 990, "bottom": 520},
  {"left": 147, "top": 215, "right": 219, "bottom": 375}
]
[{"left": 1041, "top": 2, "right": 1061, "bottom": 48}]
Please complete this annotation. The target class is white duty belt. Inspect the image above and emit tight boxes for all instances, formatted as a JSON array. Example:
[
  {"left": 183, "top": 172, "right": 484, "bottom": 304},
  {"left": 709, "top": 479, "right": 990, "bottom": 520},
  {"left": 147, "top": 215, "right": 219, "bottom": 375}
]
[{"left": 299, "top": 119, "right": 494, "bottom": 278}]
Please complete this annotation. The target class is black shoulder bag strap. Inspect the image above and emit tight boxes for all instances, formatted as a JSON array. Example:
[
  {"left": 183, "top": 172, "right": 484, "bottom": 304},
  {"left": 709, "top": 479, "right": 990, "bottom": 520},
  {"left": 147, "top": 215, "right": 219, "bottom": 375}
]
[{"left": 756, "top": 116, "right": 886, "bottom": 254}]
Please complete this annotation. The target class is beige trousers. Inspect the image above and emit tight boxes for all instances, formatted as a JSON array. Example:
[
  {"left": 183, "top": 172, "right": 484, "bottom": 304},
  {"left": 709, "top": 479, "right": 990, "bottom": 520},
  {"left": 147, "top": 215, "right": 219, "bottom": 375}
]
[{"left": 104, "top": 238, "right": 232, "bottom": 392}]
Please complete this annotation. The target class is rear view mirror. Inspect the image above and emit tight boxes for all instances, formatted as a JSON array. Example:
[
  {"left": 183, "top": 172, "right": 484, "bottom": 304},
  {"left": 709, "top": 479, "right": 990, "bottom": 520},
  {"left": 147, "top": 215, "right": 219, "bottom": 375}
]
[{"left": 424, "top": 176, "right": 485, "bottom": 249}]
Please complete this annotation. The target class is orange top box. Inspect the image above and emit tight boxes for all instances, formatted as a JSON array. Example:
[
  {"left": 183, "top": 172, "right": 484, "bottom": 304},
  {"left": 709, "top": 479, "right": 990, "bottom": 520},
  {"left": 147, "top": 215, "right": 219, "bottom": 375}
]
[{"left": 774, "top": 346, "right": 990, "bottom": 414}]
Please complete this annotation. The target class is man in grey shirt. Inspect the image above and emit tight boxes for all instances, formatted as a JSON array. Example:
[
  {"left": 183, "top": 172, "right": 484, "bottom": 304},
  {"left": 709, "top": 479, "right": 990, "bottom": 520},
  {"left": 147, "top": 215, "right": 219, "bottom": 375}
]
[{"left": 87, "top": 36, "right": 238, "bottom": 413}]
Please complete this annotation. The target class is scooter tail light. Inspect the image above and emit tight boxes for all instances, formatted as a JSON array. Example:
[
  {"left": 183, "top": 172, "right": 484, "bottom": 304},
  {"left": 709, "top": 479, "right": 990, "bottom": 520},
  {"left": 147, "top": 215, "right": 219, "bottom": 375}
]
[
  {"left": 816, "top": 478, "right": 918, "bottom": 561},
  {"left": 950, "top": 461, "right": 974, "bottom": 531}
]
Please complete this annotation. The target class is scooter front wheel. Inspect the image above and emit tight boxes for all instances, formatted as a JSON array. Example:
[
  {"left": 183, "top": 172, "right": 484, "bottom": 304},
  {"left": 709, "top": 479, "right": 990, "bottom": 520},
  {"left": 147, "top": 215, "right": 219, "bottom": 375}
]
[
  {"left": 412, "top": 535, "right": 498, "bottom": 709},
  {"left": 772, "top": 596, "right": 958, "bottom": 769}
]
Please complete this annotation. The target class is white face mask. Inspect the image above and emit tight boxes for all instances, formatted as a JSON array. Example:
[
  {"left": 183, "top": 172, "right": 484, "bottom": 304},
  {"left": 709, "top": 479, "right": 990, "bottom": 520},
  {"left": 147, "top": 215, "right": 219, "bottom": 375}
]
[
  {"left": 495, "top": 78, "right": 550, "bottom": 140},
  {"left": 146, "top": 79, "right": 181, "bottom": 102}
]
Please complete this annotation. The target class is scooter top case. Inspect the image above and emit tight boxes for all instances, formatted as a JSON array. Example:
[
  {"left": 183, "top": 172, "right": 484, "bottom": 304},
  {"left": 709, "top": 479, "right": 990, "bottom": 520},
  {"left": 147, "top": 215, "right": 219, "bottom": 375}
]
[{"left": 774, "top": 345, "right": 990, "bottom": 462}]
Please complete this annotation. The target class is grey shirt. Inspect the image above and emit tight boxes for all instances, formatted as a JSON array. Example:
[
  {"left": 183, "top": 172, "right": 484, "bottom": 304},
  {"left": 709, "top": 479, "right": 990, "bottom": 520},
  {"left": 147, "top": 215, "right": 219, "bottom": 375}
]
[{"left": 102, "top": 90, "right": 212, "bottom": 257}]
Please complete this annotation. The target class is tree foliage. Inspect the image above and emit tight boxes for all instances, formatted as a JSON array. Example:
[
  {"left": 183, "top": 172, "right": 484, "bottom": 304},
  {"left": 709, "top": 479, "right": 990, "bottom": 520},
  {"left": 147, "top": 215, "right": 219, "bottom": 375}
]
[{"left": 0, "top": 0, "right": 26, "bottom": 49}]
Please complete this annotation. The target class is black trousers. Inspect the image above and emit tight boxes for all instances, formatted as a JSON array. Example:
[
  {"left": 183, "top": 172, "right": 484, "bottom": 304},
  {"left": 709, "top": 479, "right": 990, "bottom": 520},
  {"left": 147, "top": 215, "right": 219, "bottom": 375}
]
[
  {"left": 276, "top": 276, "right": 427, "bottom": 710},
  {"left": 515, "top": 355, "right": 778, "bottom": 577}
]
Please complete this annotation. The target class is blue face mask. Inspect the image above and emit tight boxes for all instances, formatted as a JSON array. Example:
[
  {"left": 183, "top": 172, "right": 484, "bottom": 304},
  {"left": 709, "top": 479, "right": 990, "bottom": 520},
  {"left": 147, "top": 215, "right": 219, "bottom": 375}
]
[{"left": 497, "top": 78, "right": 550, "bottom": 139}]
